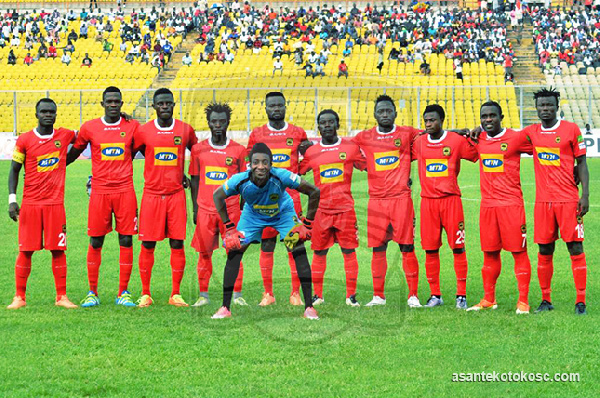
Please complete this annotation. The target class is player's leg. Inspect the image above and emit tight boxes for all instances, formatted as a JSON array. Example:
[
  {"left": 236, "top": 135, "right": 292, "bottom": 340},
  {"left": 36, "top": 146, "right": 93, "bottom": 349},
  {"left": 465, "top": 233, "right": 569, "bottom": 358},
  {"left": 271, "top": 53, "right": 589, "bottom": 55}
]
[
  {"left": 366, "top": 198, "right": 392, "bottom": 306},
  {"left": 139, "top": 240, "right": 157, "bottom": 307},
  {"left": 390, "top": 197, "right": 420, "bottom": 306},
  {"left": 228, "top": 206, "right": 247, "bottom": 306},
  {"left": 113, "top": 189, "right": 138, "bottom": 306},
  {"left": 442, "top": 196, "right": 468, "bottom": 309},
  {"left": 81, "top": 235, "right": 105, "bottom": 307},
  {"left": 213, "top": 247, "right": 248, "bottom": 319},
  {"left": 259, "top": 234, "right": 277, "bottom": 305},
  {"left": 114, "top": 234, "right": 135, "bottom": 306},
  {"left": 8, "top": 251, "right": 34, "bottom": 309},
  {"left": 335, "top": 211, "right": 360, "bottom": 306},
  {"left": 168, "top": 239, "right": 188, "bottom": 307},
  {"left": 312, "top": 249, "right": 329, "bottom": 305},
  {"left": 166, "top": 190, "right": 188, "bottom": 307},
  {"left": 84, "top": 192, "right": 112, "bottom": 306},
  {"left": 420, "top": 198, "right": 443, "bottom": 307},
  {"left": 191, "top": 212, "right": 220, "bottom": 306},
  {"left": 288, "top": 189, "right": 304, "bottom": 303},
  {"left": 310, "top": 211, "right": 334, "bottom": 305},
  {"left": 341, "top": 248, "right": 360, "bottom": 307},
  {"left": 533, "top": 202, "right": 559, "bottom": 312},
  {"left": 512, "top": 251, "right": 531, "bottom": 314}
]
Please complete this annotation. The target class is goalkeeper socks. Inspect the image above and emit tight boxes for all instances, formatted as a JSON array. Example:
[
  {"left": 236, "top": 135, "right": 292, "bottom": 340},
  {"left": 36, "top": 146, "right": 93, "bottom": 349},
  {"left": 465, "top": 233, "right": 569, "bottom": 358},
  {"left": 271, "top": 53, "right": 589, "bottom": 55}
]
[
  {"left": 570, "top": 253, "right": 587, "bottom": 304},
  {"left": 453, "top": 251, "right": 468, "bottom": 297},
  {"left": 119, "top": 246, "right": 133, "bottom": 295},
  {"left": 170, "top": 248, "right": 186, "bottom": 296},
  {"left": 537, "top": 253, "right": 553, "bottom": 302},
  {"left": 291, "top": 246, "right": 313, "bottom": 309},
  {"left": 86, "top": 245, "right": 102, "bottom": 295},
  {"left": 139, "top": 246, "right": 155, "bottom": 296},
  {"left": 371, "top": 250, "right": 387, "bottom": 298},
  {"left": 15, "top": 251, "right": 33, "bottom": 299},
  {"left": 425, "top": 252, "right": 441, "bottom": 296},
  {"left": 343, "top": 251, "right": 358, "bottom": 297},
  {"left": 222, "top": 251, "right": 243, "bottom": 309},
  {"left": 512, "top": 251, "right": 531, "bottom": 305},
  {"left": 259, "top": 251, "right": 274, "bottom": 295},
  {"left": 51, "top": 250, "right": 67, "bottom": 296},
  {"left": 311, "top": 253, "right": 327, "bottom": 298},
  {"left": 289, "top": 252, "right": 301, "bottom": 294},
  {"left": 401, "top": 251, "right": 419, "bottom": 297},
  {"left": 482, "top": 251, "right": 502, "bottom": 303},
  {"left": 234, "top": 261, "right": 244, "bottom": 293},
  {"left": 197, "top": 253, "right": 213, "bottom": 292}
]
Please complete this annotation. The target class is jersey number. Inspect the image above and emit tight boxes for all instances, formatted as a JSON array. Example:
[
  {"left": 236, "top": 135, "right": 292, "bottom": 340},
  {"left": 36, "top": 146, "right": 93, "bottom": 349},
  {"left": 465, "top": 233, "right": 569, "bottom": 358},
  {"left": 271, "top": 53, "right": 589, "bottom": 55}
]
[
  {"left": 58, "top": 233, "right": 66, "bottom": 247},
  {"left": 575, "top": 224, "right": 584, "bottom": 239},
  {"left": 455, "top": 230, "right": 465, "bottom": 245}
]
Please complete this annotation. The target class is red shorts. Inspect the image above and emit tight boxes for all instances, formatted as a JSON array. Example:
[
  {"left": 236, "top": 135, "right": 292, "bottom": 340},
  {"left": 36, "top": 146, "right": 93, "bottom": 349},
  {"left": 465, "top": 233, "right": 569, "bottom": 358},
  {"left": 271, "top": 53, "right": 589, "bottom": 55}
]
[
  {"left": 88, "top": 189, "right": 138, "bottom": 237},
  {"left": 480, "top": 206, "right": 527, "bottom": 252},
  {"left": 19, "top": 203, "right": 67, "bottom": 251},
  {"left": 534, "top": 202, "right": 584, "bottom": 244},
  {"left": 420, "top": 196, "right": 465, "bottom": 251},
  {"left": 311, "top": 209, "right": 359, "bottom": 251},
  {"left": 262, "top": 188, "right": 302, "bottom": 239},
  {"left": 367, "top": 197, "right": 415, "bottom": 247},
  {"left": 191, "top": 205, "right": 241, "bottom": 253},
  {"left": 139, "top": 190, "right": 187, "bottom": 242}
]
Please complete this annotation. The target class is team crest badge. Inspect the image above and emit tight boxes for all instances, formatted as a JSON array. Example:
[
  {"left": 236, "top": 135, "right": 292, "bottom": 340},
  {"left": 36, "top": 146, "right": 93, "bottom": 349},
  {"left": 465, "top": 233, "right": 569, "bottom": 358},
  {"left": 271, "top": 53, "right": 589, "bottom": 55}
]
[
  {"left": 62, "top": 225, "right": 67, "bottom": 233},
  {"left": 555, "top": 137, "right": 561, "bottom": 144},
  {"left": 120, "top": 131, "right": 126, "bottom": 138},
  {"left": 270, "top": 193, "right": 280, "bottom": 201},
  {"left": 225, "top": 157, "right": 233, "bottom": 166},
  {"left": 174, "top": 136, "right": 182, "bottom": 145},
  {"left": 54, "top": 140, "right": 62, "bottom": 148},
  {"left": 521, "top": 224, "right": 527, "bottom": 233},
  {"left": 443, "top": 146, "right": 451, "bottom": 156},
  {"left": 339, "top": 152, "right": 347, "bottom": 160},
  {"left": 500, "top": 143, "right": 508, "bottom": 151},
  {"left": 394, "top": 139, "right": 401, "bottom": 147},
  {"left": 577, "top": 216, "right": 583, "bottom": 224},
  {"left": 458, "top": 221, "right": 464, "bottom": 231},
  {"left": 286, "top": 138, "right": 294, "bottom": 146}
]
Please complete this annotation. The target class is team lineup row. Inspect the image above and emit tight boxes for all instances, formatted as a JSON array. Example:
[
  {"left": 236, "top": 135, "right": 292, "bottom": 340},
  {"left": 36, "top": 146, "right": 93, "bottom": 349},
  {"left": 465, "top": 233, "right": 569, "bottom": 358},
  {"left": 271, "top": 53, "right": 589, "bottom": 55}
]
[{"left": 7, "top": 86, "right": 589, "bottom": 319}]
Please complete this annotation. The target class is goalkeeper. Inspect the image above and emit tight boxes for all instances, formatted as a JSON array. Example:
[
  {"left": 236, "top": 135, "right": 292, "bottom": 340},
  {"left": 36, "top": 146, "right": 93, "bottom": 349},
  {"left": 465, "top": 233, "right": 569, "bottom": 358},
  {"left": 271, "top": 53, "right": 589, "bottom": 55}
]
[{"left": 211, "top": 143, "right": 321, "bottom": 319}]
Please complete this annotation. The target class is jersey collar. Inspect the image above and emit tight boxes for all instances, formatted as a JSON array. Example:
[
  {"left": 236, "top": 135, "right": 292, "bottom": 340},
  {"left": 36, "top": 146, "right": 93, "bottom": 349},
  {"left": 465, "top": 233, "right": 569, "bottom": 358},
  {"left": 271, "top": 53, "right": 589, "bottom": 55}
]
[
  {"left": 154, "top": 119, "right": 175, "bottom": 130},
  {"left": 33, "top": 128, "right": 55, "bottom": 139},
  {"left": 427, "top": 130, "right": 447, "bottom": 143},
  {"left": 208, "top": 137, "right": 230, "bottom": 149},
  {"left": 485, "top": 128, "right": 507, "bottom": 139},
  {"left": 376, "top": 124, "right": 397, "bottom": 135},
  {"left": 320, "top": 137, "right": 341, "bottom": 147},
  {"left": 267, "top": 121, "right": 288, "bottom": 132},
  {"left": 541, "top": 119, "right": 561, "bottom": 131},
  {"left": 101, "top": 116, "right": 122, "bottom": 126}
]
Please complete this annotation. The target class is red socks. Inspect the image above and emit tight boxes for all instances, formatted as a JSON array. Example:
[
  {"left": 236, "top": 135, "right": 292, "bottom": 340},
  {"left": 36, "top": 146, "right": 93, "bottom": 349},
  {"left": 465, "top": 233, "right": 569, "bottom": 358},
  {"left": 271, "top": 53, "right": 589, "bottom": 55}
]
[
  {"left": 197, "top": 253, "right": 212, "bottom": 292},
  {"left": 170, "top": 248, "right": 186, "bottom": 296},
  {"left": 453, "top": 251, "right": 468, "bottom": 296},
  {"left": 260, "top": 251, "right": 274, "bottom": 295},
  {"left": 401, "top": 251, "right": 419, "bottom": 297},
  {"left": 537, "top": 253, "right": 553, "bottom": 302},
  {"left": 51, "top": 250, "right": 67, "bottom": 296},
  {"left": 119, "top": 246, "right": 133, "bottom": 295},
  {"left": 512, "top": 251, "right": 531, "bottom": 305},
  {"left": 571, "top": 253, "right": 587, "bottom": 304},
  {"left": 289, "top": 252, "right": 300, "bottom": 294},
  {"left": 371, "top": 250, "right": 387, "bottom": 298},
  {"left": 139, "top": 246, "right": 155, "bottom": 296},
  {"left": 425, "top": 252, "right": 441, "bottom": 296},
  {"left": 15, "top": 251, "right": 33, "bottom": 299},
  {"left": 343, "top": 251, "right": 358, "bottom": 297},
  {"left": 482, "top": 251, "right": 502, "bottom": 303},
  {"left": 311, "top": 253, "right": 327, "bottom": 298},
  {"left": 86, "top": 246, "right": 102, "bottom": 294}
]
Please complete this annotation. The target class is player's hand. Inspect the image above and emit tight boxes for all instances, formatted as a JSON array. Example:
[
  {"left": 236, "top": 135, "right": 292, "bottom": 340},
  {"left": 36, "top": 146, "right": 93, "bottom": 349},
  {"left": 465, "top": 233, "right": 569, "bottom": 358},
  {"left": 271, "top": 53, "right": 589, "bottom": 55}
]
[
  {"left": 182, "top": 175, "right": 191, "bottom": 189},
  {"left": 283, "top": 218, "right": 312, "bottom": 250},
  {"left": 8, "top": 202, "right": 19, "bottom": 222},
  {"left": 120, "top": 112, "right": 133, "bottom": 121},
  {"left": 193, "top": 209, "right": 198, "bottom": 225},
  {"left": 454, "top": 128, "right": 471, "bottom": 137},
  {"left": 578, "top": 196, "right": 589, "bottom": 217},
  {"left": 469, "top": 126, "right": 483, "bottom": 141},
  {"left": 223, "top": 222, "right": 245, "bottom": 251},
  {"left": 298, "top": 140, "right": 313, "bottom": 156}
]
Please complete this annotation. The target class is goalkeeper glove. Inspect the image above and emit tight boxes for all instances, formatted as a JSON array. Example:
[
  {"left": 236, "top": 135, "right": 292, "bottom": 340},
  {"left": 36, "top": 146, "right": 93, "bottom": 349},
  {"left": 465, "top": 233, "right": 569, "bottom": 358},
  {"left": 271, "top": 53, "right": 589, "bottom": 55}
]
[
  {"left": 223, "top": 221, "right": 245, "bottom": 251},
  {"left": 283, "top": 218, "right": 313, "bottom": 250}
]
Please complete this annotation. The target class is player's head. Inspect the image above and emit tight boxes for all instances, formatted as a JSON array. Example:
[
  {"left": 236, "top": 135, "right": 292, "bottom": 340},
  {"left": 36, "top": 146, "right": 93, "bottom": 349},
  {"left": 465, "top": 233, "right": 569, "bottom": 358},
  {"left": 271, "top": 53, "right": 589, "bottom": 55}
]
[
  {"left": 249, "top": 142, "right": 272, "bottom": 182},
  {"left": 374, "top": 94, "right": 397, "bottom": 128},
  {"left": 423, "top": 104, "right": 445, "bottom": 135},
  {"left": 480, "top": 101, "right": 504, "bottom": 134},
  {"left": 317, "top": 109, "right": 340, "bottom": 141},
  {"left": 204, "top": 102, "right": 232, "bottom": 138},
  {"left": 35, "top": 98, "right": 57, "bottom": 128},
  {"left": 152, "top": 88, "right": 175, "bottom": 121},
  {"left": 533, "top": 87, "right": 560, "bottom": 122},
  {"left": 265, "top": 92, "right": 286, "bottom": 122},
  {"left": 101, "top": 86, "right": 123, "bottom": 119}
]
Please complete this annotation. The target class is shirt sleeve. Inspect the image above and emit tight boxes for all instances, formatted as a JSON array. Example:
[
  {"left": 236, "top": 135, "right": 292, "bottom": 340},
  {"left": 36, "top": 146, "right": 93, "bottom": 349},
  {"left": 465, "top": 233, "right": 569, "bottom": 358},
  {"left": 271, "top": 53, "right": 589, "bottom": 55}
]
[
  {"left": 223, "top": 172, "right": 243, "bottom": 196},
  {"left": 274, "top": 167, "right": 301, "bottom": 189},
  {"left": 132, "top": 125, "right": 145, "bottom": 153},
  {"left": 188, "top": 146, "right": 200, "bottom": 176},
  {"left": 73, "top": 124, "right": 89, "bottom": 149},
  {"left": 12, "top": 135, "right": 26, "bottom": 163},
  {"left": 517, "top": 129, "right": 534, "bottom": 155},
  {"left": 298, "top": 150, "right": 311, "bottom": 175},
  {"left": 460, "top": 136, "right": 479, "bottom": 162},
  {"left": 572, "top": 124, "right": 587, "bottom": 158},
  {"left": 351, "top": 143, "right": 367, "bottom": 171},
  {"left": 187, "top": 125, "right": 199, "bottom": 149}
]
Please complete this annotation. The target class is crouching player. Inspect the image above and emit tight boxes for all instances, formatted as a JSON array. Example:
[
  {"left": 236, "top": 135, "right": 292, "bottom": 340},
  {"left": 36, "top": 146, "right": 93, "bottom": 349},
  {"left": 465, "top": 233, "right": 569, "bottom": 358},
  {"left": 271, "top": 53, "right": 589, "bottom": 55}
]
[
  {"left": 299, "top": 109, "right": 366, "bottom": 306},
  {"left": 211, "top": 143, "right": 321, "bottom": 319}
]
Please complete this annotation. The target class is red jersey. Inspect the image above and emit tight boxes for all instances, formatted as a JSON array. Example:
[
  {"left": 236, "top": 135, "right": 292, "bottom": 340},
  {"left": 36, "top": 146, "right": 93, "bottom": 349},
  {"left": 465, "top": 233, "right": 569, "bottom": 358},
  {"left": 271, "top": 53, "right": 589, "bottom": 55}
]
[
  {"left": 298, "top": 137, "right": 366, "bottom": 213},
  {"left": 522, "top": 120, "right": 586, "bottom": 203},
  {"left": 73, "top": 117, "right": 139, "bottom": 194},
  {"left": 412, "top": 131, "right": 478, "bottom": 198},
  {"left": 471, "top": 129, "right": 533, "bottom": 208},
  {"left": 352, "top": 125, "right": 418, "bottom": 199},
  {"left": 189, "top": 138, "right": 245, "bottom": 213},
  {"left": 134, "top": 119, "right": 198, "bottom": 195},
  {"left": 12, "top": 128, "right": 75, "bottom": 205},
  {"left": 247, "top": 122, "right": 307, "bottom": 172}
]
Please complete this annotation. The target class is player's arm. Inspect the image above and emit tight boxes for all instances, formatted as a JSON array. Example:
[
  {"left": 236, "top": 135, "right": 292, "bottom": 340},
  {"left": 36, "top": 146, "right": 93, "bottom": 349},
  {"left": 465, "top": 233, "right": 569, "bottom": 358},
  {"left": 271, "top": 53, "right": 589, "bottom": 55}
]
[
  {"left": 214, "top": 186, "right": 231, "bottom": 223},
  {"left": 190, "top": 175, "right": 199, "bottom": 224},
  {"left": 66, "top": 145, "right": 84, "bottom": 165},
  {"left": 295, "top": 178, "right": 320, "bottom": 221},
  {"left": 298, "top": 139, "right": 313, "bottom": 156},
  {"left": 8, "top": 160, "right": 22, "bottom": 222},
  {"left": 214, "top": 185, "right": 245, "bottom": 250},
  {"left": 576, "top": 155, "right": 589, "bottom": 216}
]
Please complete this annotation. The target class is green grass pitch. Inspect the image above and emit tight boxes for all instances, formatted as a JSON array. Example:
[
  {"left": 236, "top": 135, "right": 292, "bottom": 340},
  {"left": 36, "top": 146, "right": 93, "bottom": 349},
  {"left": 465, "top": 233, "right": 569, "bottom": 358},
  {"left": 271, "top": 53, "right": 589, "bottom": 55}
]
[{"left": 0, "top": 158, "right": 597, "bottom": 397}]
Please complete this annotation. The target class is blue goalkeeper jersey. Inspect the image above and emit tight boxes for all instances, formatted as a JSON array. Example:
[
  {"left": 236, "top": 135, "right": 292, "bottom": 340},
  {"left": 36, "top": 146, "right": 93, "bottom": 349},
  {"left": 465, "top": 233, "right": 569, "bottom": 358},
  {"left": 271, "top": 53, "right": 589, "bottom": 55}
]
[{"left": 223, "top": 167, "right": 301, "bottom": 220}]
